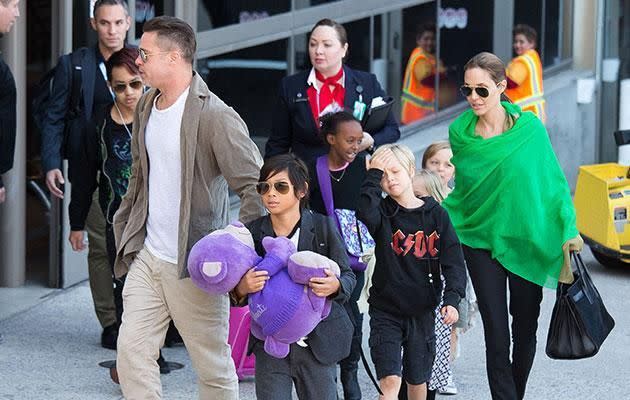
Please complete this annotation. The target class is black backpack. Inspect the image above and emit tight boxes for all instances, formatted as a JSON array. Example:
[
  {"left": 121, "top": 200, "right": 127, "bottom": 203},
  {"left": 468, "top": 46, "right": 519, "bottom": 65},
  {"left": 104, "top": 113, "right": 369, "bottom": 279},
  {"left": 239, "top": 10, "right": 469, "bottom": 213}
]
[{"left": 31, "top": 49, "right": 86, "bottom": 158}]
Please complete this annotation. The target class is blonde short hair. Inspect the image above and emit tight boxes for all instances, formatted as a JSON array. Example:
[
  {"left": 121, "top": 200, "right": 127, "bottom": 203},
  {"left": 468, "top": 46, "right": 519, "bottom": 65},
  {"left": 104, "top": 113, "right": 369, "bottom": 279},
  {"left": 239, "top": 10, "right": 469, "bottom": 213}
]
[
  {"left": 372, "top": 144, "right": 416, "bottom": 176},
  {"left": 413, "top": 169, "right": 448, "bottom": 203}
]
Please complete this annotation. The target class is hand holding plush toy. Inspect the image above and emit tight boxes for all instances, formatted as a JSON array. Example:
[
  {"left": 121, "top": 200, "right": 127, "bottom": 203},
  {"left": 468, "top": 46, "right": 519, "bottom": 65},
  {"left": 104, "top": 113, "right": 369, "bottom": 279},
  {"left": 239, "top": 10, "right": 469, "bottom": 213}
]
[
  {"left": 249, "top": 250, "right": 341, "bottom": 358},
  {"left": 187, "top": 221, "right": 296, "bottom": 296},
  {"left": 187, "top": 222, "right": 342, "bottom": 359}
]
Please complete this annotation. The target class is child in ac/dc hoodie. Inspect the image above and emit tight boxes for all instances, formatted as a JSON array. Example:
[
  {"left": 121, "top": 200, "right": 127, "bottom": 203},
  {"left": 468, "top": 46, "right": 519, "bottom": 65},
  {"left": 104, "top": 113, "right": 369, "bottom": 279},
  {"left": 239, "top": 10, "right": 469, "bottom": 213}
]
[{"left": 357, "top": 144, "right": 466, "bottom": 400}]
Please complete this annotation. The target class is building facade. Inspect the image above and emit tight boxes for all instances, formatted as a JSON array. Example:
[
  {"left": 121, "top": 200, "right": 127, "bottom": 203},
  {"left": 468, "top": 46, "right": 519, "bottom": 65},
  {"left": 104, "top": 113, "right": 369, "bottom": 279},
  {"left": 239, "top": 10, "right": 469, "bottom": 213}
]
[{"left": 0, "top": 0, "right": 627, "bottom": 289}]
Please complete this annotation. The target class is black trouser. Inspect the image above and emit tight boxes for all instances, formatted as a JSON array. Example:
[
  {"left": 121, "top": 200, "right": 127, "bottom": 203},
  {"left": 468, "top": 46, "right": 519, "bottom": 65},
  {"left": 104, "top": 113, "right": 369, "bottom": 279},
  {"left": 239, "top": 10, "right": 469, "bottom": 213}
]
[
  {"left": 463, "top": 246, "right": 543, "bottom": 400},
  {"left": 105, "top": 223, "right": 125, "bottom": 325},
  {"left": 340, "top": 270, "right": 365, "bottom": 400}
]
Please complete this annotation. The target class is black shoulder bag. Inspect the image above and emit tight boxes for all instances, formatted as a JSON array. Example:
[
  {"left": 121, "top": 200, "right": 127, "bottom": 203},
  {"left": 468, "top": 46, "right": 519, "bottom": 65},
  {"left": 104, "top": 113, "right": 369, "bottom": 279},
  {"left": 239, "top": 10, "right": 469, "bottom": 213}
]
[{"left": 545, "top": 252, "right": 615, "bottom": 360}]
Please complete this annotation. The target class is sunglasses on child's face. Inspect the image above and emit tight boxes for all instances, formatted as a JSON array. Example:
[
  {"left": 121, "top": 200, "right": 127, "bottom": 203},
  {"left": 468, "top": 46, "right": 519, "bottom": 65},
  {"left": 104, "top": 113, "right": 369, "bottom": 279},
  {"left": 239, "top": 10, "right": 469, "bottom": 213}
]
[
  {"left": 460, "top": 85, "right": 490, "bottom": 98},
  {"left": 113, "top": 80, "right": 143, "bottom": 94},
  {"left": 256, "top": 181, "right": 292, "bottom": 195}
]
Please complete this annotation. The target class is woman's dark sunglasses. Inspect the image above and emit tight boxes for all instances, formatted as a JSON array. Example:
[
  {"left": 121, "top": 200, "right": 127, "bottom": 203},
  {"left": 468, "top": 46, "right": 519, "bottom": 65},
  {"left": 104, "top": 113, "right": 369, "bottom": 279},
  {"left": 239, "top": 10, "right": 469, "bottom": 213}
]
[
  {"left": 113, "top": 80, "right": 143, "bottom": 94},
  {"left": 460, "top": 85, "right": 490, "bottom": 98},
  {"left": 256, "top": 181, "right": 291, "bottom": 195}
]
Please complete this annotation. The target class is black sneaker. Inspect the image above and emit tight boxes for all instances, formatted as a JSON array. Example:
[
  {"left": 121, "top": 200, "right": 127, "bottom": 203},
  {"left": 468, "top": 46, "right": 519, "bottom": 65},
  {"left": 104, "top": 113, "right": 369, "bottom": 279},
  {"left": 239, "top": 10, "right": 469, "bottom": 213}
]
[
  {"left": 101, "top": 324, "right": 118, "bottom": 350},
  {"left": 157, "top": 351, "right": 171, "bottom": 374}
]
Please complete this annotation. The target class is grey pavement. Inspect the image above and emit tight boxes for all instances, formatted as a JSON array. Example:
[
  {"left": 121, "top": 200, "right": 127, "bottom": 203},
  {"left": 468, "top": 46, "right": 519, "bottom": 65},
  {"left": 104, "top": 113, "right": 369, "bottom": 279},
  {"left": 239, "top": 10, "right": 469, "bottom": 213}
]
[{"left": 1, "top": 248, "right": 629, "bottom": 399}]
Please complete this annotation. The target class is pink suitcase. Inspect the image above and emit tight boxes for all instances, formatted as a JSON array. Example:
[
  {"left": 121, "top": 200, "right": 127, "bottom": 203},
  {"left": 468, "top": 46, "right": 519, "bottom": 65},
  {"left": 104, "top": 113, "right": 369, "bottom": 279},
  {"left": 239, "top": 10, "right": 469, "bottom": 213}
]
[{"left": 228, "top": 306, "right": 256, "bottom": 380}]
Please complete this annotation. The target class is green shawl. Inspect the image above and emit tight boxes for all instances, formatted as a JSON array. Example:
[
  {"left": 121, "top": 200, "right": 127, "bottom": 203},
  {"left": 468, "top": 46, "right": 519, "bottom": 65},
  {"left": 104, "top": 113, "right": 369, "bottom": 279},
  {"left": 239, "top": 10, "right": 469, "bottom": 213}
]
[{"left": 443, "top": 102, "right": 578, "bottom": 288}]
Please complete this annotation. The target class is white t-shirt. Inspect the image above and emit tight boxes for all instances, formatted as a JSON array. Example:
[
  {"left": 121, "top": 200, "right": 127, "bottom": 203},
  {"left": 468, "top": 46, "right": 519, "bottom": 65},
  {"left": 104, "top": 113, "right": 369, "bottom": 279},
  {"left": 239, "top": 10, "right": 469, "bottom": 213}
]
[
  {"left": 144, "top": 87, "right": 190, "bottom": 264},
  {"left": 289, "top": 228, "right": 300, "bottom": 249}
]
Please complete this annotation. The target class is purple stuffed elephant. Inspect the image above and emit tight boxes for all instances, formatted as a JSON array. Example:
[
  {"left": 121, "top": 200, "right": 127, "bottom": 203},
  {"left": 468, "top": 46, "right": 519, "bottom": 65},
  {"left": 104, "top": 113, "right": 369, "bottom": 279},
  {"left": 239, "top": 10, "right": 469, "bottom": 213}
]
[
  {"left": 187, "top": 221, "right": 295, "bottom": 295},
  {"left": 187, "top": 222, "right": 341, "bottom": 359},
  {"left": 250, "top": 249, "right": 341, "bottom": 358}
]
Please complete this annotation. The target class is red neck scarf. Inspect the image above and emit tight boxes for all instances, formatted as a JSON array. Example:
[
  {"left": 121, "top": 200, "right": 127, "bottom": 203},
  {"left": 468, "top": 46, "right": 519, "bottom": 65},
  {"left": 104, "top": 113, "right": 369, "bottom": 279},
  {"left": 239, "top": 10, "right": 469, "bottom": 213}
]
[{"left": 307, "top": 67, "right": 345, "bottom": 126}]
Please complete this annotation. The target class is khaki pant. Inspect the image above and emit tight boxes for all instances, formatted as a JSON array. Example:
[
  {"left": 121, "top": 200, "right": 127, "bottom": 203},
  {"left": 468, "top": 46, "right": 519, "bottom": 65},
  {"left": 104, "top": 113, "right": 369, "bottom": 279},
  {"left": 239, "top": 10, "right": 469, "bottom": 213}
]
[
  {"left": 85, "top": 189, "right": 117, "bottom": 328},
  {"left": 117, "top": 246, "right": 238, "bottom": 400}
]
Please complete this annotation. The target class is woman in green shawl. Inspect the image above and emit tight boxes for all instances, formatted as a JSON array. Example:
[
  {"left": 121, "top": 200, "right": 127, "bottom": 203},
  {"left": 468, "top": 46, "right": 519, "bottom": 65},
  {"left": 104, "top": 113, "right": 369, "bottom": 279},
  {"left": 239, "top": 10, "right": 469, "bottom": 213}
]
[{"left": 442, "top": 52, "right": 581, "bottom": 400}]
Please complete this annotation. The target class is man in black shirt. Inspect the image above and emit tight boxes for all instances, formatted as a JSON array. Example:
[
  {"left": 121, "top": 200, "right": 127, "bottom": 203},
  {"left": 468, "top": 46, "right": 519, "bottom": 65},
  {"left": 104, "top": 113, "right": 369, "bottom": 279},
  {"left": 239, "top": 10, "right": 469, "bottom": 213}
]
[
  {"left": 0, "top": 0, "right": 19, "bottom": 204},
  {"left": 39, "top": 0, "right": 130, "bottom": 349}
]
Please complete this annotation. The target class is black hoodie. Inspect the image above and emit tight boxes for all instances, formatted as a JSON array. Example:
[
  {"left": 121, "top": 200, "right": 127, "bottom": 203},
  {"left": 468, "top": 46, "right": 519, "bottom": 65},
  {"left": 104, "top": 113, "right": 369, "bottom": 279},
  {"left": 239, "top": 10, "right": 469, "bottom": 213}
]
[{"left": 357, "top": 169, "right": 466, "bottom": 317}]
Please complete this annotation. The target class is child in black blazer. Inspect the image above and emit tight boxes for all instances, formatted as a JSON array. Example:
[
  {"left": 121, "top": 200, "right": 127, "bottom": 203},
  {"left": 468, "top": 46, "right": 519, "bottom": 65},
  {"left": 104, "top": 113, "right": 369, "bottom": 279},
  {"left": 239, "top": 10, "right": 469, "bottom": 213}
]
[{"left": 232, "top": 153, "right": 356, "bottom": 400}]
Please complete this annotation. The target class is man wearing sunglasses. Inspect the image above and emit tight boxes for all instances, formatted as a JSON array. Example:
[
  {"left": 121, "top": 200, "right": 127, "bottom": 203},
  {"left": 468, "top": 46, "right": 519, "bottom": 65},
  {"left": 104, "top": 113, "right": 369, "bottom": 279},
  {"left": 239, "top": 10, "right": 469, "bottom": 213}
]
[
  {"left": 113, "top": 16, "right": 264, "bottom": 399},
  {"left": 38, "top": 0, "right": 131, "bottom": 351}
]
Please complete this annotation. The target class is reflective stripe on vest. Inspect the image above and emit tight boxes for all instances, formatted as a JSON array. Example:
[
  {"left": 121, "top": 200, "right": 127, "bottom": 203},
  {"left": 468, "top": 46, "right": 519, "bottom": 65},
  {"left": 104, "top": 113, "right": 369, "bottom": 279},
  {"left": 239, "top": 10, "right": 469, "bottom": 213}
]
[
  {"left": 518, "top": 95, "right": 545, "bottom": 108},
  {"left": 401, "top": 47, "right": 435, "bottom": 112},
  {"left": 509, "top": 50, "right": 544, "bottom": 106},
  {"left": 401, "top": 91, "right": 434, "bottom": 109}
]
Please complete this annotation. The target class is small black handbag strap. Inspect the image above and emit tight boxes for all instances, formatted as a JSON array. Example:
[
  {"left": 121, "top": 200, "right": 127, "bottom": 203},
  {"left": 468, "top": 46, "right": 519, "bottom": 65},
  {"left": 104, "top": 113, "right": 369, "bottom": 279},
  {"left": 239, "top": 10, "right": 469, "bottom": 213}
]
[{"left": 570, "top": 252, "right": 595, "bottom": 303}]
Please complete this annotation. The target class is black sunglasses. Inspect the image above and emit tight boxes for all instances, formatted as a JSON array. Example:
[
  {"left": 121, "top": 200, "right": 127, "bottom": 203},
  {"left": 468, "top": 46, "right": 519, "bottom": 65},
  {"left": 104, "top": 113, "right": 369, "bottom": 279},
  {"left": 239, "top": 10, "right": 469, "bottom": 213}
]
[
  {"left": 460, "top": 85, "right": 490, "bottom": 98},
  {"left": 256, "top": 181, "right": 291, "bottom": 195},
  {"left": 113, "top": 80, "right": 143, "bottom": 94}
]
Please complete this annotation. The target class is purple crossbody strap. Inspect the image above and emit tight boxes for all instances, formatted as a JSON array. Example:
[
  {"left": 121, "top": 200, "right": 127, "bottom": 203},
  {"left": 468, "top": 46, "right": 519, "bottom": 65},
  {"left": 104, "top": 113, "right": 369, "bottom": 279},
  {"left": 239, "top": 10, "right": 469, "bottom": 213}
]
[
  {"left": 316, "top": 155, "right": 366, "bottom": 272},
  {"left": 316, "top": 155, "right": 336, "bottom": 218}
]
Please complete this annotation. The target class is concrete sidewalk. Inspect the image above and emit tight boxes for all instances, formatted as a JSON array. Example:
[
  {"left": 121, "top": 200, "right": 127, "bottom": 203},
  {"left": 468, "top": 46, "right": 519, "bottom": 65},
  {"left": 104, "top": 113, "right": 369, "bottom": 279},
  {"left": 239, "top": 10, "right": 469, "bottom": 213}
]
[
  {"left": 1, "top": 248, "right": 629, "bottom": 399},
  {"left": 0, "top": 281, "right": 380, "bottom": 400}
]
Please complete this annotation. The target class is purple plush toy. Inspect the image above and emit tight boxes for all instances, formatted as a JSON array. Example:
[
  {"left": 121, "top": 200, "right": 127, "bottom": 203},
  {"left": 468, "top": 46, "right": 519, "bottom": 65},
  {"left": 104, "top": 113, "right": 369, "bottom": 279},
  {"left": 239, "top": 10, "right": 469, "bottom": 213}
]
[
  {"left": 249, "top": 250, "right": 341, "bottom": 358},
  {"left": 187, "top": 222, "right": 341, "bottom": 359},
  {"left": 187, "top": 221, "right": 296, "bottom": 295}
]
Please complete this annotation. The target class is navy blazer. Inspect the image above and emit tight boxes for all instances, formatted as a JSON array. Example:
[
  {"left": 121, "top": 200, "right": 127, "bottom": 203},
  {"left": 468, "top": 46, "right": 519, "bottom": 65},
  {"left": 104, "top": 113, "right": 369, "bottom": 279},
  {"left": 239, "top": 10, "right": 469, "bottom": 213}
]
[
  {"left": 40, "top": 46, "right": 105, "bottom": 173},
  {"left": 246, "top": 210, "right": 356, "bottom": 365},
  {"left": 266, "top": 65, "right": 400, "bottom": 163}
]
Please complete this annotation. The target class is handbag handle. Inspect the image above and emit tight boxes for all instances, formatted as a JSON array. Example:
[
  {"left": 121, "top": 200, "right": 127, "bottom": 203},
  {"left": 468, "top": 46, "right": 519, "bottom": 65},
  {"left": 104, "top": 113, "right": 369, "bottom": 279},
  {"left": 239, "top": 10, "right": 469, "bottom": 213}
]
[{"left": 570, "top": 252, "right": 595, "bottom": 304}]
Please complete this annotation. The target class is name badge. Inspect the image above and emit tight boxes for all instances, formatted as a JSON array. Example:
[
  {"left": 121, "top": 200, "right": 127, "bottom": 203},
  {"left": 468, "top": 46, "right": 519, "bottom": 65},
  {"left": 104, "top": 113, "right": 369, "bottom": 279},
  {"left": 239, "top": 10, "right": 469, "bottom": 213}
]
[
  {"left": 294, "top": 92, "right": 308, "bottom": 103},
  {"left": 353, "top": 99, "right": 367, "bottom": 120}
]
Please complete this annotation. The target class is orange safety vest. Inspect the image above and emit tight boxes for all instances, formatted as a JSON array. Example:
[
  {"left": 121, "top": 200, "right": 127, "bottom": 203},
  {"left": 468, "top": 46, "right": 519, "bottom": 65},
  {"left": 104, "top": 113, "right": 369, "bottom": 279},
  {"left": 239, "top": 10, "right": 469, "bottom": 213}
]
[
  {"left": 505, "top": 49, "right": 546, "bottom": 122},
  {"left": 401, "top": 47, "right": 436, "bottom": 124}
]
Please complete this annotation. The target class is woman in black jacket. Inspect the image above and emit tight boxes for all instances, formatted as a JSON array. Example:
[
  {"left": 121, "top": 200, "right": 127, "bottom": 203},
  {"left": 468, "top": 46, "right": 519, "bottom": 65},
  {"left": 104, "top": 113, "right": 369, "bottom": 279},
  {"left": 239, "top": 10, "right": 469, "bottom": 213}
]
[{"left": 265, "top": 18, "right": 400, "bottom": 163}]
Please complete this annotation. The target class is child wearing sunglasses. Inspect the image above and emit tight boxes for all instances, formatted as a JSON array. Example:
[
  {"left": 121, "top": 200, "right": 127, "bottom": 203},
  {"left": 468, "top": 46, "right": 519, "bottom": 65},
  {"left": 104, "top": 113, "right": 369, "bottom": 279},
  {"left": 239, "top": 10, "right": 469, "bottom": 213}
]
[
  {"left": 67, "top": 47, "right": 173, "bottom": 380},
  {"left": 357, "top": 144, "right": 466, "bottom": 400},
  {"left": 231, "top": 153, "right": 356, "bottom": 400},
  {"left": 69, "top": 46, "right": 144, "bottom": 264}
]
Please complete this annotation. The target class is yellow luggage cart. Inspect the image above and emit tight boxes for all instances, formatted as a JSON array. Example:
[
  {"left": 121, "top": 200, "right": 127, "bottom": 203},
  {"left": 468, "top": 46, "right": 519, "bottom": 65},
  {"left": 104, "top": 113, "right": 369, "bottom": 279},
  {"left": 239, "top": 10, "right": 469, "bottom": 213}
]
[{"left": 574, "top": 163, "right": 630, "bottom": 267}]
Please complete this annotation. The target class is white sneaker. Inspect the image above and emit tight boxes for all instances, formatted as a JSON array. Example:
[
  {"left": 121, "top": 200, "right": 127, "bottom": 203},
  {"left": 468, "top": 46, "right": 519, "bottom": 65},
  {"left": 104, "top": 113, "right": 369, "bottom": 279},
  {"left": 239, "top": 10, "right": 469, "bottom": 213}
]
[{"left": 438, "top": 377, "right": 458, "bottom": 395}]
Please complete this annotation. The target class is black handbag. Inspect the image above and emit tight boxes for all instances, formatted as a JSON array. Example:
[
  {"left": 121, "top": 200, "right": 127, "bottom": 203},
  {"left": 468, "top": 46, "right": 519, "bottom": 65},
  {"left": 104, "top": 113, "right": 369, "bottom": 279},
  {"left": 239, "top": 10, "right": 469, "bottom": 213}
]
[{"left": 545, "top": 252, "right": 615, "bottom": 359}]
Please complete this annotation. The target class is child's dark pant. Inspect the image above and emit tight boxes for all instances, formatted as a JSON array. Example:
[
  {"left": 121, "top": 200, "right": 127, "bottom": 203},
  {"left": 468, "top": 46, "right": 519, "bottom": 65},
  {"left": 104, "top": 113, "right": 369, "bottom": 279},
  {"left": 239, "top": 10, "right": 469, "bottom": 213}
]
[{"left": 253, "top": 341, "right": 337, "bottom": 400}]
